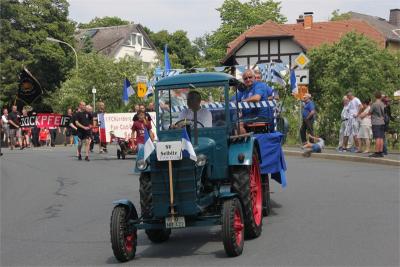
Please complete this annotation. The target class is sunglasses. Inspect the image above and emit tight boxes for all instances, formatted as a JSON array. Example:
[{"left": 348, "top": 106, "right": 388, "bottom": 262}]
[{"left": 243, "top": 76, "right": 253, "bottom": 80}]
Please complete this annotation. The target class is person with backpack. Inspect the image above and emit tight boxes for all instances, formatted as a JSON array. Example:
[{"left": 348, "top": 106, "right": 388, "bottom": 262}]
[{"left": 368, "top": 91, "right": 386, "bottom": 157}]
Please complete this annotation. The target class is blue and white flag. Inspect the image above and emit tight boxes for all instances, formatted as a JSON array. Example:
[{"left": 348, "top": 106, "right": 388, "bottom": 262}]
[
  {"left": 164, "top": 44, "right": 171, "bottom": 76},
  {"left": 122, "top": 78, "right": 135, "bottom": 105},
  {"left": 271, "top": 68, "right": 286, "bottom": 86},
  {"left": 181, "top": 128, "right": 197, "bottom": 161},
  {"left": 290, "top": 69, "right": 298, "bottom": 94},
  {"left": 143, "top": 128, "right": 155, "bottom": 160},
  {"left": 145, "top": 81, "right": 154, "bottom": 99}
]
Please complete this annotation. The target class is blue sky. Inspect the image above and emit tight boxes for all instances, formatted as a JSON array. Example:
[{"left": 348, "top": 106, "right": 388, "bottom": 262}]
[{"left": 68, "top": 0, "right": 398, "bottom": 40}]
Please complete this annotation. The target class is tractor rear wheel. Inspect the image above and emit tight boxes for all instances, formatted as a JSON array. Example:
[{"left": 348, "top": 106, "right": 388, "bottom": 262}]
[
  {"left": 117, "top": 149, "right": 121, "bottom": 159},
  {"left": 222, "top": 197, "right": 244, "bottom": 257},
  {"left": 262, "top": 174, "right": 271, "bottom": 217},
  {"left": 231, "top": 150, "right": 262, "bottom": 239},
  {"left": 110, "top": 205, "right": 138, "bottom": 262},
  {"left": 139, "top": 172, "right": 171, "bottom": 243}
]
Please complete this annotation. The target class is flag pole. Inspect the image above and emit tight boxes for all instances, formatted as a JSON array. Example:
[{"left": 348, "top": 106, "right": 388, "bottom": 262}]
[{"left": 168, "top": 160, "right": 175, "bottom": 216}]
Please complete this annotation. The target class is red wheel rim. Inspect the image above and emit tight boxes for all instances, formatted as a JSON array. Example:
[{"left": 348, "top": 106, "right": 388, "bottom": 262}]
[
  {"left": 234, "top": 208, "right": 244, "bottom": 246},
  {"left": 250, "top": 155, "right": 262, "bottom": 226},
  {"left": 124, "top": 234, "right": 134, "bottom": 253}
]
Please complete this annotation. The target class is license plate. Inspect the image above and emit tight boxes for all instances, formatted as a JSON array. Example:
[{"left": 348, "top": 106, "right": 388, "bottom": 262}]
[{"left": 165, "top": 216, "right": 185, "bottom": 229}]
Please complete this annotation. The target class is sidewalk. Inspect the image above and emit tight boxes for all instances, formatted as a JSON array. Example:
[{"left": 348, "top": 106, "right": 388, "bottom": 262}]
[{"left": 283, "top": 146, "right": 400, "bottom": 167}]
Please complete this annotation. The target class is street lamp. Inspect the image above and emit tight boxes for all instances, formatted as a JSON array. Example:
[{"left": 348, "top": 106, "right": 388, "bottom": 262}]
[
  {"left": 46, "top": 37, "right": 78, "bottom": 70},
  {"left": 92, "top": 86, "right": 96, "bottom": 112}
]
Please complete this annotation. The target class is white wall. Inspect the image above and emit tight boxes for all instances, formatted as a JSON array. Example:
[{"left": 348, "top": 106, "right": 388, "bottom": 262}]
[
  {"left": 236, "top": 40, "right": 258, "bottom": 56},
  {"left": 280, "top": 39, "right": 302, "bottom": 54},
  {"left": 115, "top": 46, "right": 158, "bottom": 64}
]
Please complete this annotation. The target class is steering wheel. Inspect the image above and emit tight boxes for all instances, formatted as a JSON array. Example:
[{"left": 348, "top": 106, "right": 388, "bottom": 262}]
[{"left": 174, "top": 119, "right": 205, "bottom": 128}]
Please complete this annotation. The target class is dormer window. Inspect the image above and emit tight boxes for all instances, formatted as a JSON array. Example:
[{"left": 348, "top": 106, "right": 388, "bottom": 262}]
[{"left": 125, "top": 33, "right": 143, "bottom": 47}]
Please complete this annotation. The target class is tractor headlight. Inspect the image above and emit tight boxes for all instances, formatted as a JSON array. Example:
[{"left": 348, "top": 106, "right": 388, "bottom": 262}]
[
  {"left": 196, "top": 154, "right": 207, "bottom": 167},
  {"left": 136, "top": 159, "right": 148, "bottom": 170}
]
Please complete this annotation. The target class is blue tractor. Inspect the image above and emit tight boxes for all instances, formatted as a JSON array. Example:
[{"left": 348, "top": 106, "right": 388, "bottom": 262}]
[{"left": 110, "top": 73, "right": 286, "bottom": 261}]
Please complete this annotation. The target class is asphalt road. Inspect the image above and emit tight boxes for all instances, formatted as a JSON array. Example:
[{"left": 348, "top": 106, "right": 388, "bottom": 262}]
[{"left": 1, "top": 146, "right": 399, "bottom": 266}]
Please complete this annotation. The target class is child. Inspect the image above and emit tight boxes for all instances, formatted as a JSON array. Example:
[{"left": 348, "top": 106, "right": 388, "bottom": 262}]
[
  {"left": 39, "top": 127, "right": 49, "bottom": 146},
  {"left": 302, "top": 134, "right": 325, "bottom": 157},
  {"left": 131, "top": 111, "right": 152, "bottom": 152}
]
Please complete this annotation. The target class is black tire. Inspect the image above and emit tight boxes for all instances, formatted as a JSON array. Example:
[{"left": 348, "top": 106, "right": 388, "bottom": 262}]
[
  {"left": 145, "top": 228, "right": 171, "bottom": 243},
  {"left": 222, "top": 198, "right": 244, "bottom": 257},
  {"left": 121, "top": 150, "right": 126, "bottom": 159},
  {"left": 139, "top": 172, "right": 152, "bottom": 218},
  {"left": 110, "top": 205, "right": 138, "bottom": 262},
  {"left": 231, "top": 150, "right": 262, "bottom": 239},
  {"left": 262, "top": 174, "right": 271, "bottom": 217},
  {"left": 139, "top": 172, "right": 171, "bottom": 243},
  {"left": 117, "top": 149, "right": 121, "bottom": 159}
]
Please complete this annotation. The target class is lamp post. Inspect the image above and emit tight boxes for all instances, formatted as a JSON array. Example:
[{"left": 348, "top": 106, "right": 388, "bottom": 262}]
[
  {"left": 46, "top": 37, "right": 78, "bottom": 70},
  {"left": 92, "top": 86, "right": 96, "bottom": 112}
]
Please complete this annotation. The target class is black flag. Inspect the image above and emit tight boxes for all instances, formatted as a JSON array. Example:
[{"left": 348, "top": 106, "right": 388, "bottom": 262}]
[{"left": 17, "top": 67, "right": 43, "bottom": 105}]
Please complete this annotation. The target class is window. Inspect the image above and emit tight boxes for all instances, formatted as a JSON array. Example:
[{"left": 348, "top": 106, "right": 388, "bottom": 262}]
[
  {"left": 125, "top": 33, "right": 143, "bottom": 47},
  {"left": 143, "top": 38, "right": 151, "bottom": 48}
]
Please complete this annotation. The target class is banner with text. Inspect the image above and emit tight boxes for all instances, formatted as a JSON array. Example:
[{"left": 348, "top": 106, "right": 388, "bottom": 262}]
[
  {"left": 103, "top": 112, "right": 156, "bottom": 142},
  {"left": 20, "top": 113, "right": 71, "bottom": 128}
]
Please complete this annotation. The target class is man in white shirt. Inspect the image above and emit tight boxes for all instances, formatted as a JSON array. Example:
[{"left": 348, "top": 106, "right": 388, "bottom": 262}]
[
  {"left": 342, "top": 91, "right": 362, "bottom": 152},
  {"left": 177, "top": 91, "right": 212, "bottom": 127}
]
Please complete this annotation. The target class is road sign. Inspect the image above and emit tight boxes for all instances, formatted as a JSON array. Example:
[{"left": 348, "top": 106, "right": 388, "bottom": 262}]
[
  {"left": 136, "top": 75, "right": 147, "bottom": 83},
  {"left": 294, "top": 53, "right": 310, "bottom": 69},
  {"left": 137, "top": 82, "right": 147, "bottom": 98},
  {"left": 295, "top": 69, "right": 309, "bottom": 85}
]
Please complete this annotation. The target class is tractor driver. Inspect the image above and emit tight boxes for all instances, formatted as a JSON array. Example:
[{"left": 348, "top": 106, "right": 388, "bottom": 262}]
[{"left": 176, "top": 90, "right": 212, "bottom": 128}]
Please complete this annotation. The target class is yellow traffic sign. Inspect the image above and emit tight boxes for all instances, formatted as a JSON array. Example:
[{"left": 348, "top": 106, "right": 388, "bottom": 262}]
[
  {"left": 137, "top": 82, "right": 147, "bottom": 98},
  {"left": 294, "top": 53, "right": 310, "bottom": 69}
]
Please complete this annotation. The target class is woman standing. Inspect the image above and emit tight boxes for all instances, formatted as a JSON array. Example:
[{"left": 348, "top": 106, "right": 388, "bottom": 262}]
[{"left": 357, "top": 99, "right": 372, "bottom": 153}]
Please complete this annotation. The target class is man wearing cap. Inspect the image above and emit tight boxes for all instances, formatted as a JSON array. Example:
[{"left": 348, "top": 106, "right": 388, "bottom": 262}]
[{"left": 300, "top": 93, "right": 316, "bottom": 144}]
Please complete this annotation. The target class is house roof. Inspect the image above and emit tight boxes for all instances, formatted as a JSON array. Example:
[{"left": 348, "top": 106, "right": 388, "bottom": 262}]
[
  {"left": 223, "top": 19, "right": 386, "bottom": 64},
  {"left": 75, "top": 24, "right": 157, "bottom": 57},
  {"left": 281, "top": 19, "right": 386, "bottom": 49},
  {"left": 349, "top": 11, "right": 400, "bottom": 42},
  {"left": 226, "top": 20, "right": 293, "bottom": 55}
]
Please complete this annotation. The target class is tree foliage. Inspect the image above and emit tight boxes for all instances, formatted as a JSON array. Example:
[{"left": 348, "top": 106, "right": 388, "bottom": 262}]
[
  {"left": 0, "top": 0, "right": 75, "bottom": 107},
  {"left": 77, "top": 16, "right": 130, "bottom": 29},
  {"left": 148, "top": 29, "right": 201, "bottom": 69},
  {"left": 330, "top": 9, "right": 351, "bottom": 21},
  {"left": 307, "top": 32, "right": 400, "bottom": 143},
  {"left": 202, "top": 0, "right": 287, "bottom": 64},
  {"left": 48, "top": 53, "right": 152, "bottom": 113}
]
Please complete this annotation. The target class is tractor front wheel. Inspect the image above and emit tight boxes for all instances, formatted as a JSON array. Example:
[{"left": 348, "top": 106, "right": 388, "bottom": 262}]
[
  {"left": 110, "top": 205, "right": 138, "bottom": 262},
  {"left": 222, "top": 197, "right": 244, "bottom": 257},
  {"left": 117, "top": 149, "right": 121, "bottom": 159}
]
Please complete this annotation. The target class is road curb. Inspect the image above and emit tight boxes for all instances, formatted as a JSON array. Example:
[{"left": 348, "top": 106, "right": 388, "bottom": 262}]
[{"left": 284, "top": 150, "right": 400, "bottom": 167}]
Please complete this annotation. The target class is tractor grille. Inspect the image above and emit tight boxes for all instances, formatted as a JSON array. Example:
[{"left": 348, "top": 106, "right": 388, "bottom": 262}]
[{"left": 150, "top": 159, "right": 201, "bottom": 217}]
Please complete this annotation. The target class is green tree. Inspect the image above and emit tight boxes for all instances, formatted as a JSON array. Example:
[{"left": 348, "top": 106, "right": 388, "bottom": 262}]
[
  {"left": 148, "top": 29, "right": 200, "bottom": 69},
  {"left": 203, "top": 0, "right": 287, "bottom": 63},
  {"left": 307, "top": 32, "right": 400, "bottom": 144},
  {"left": 0, "top": 0, "right": 75, "bottom": 107},
  {"left": 78, "top": 16, "right": 130, "bottom": 29},
  {"left": 330, "top": 9, "right": 351, "bottom": 21},
  {"left": 48, "top": 53, "right": 152, "bottom": 113}
]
